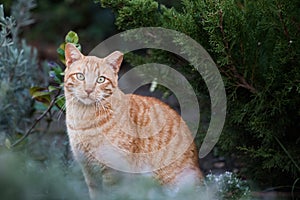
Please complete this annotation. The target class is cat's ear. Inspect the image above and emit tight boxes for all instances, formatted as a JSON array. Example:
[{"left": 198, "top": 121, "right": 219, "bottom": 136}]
[
  {"left": 65, "top": 43, "right": 84, "bottom": 68},
  {"left": 105, "top": 51, "right": 123, "bottom": 73}
]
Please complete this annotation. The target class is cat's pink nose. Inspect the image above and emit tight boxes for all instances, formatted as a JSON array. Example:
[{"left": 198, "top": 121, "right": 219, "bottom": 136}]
[{"left": 85, "top": 88, "right": 93, "bottom": 95}]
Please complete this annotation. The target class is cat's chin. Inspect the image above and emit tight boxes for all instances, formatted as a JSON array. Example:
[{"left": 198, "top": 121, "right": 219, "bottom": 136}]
[{"left": 78, "top": 97, "right": 96, "bottom": 106}]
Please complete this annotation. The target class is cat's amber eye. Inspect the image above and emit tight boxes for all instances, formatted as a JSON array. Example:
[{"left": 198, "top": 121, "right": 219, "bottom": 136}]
[
  {"left": 76, "top": 73, "right": 85, "bottom": 81},
  {"left": 96, "top": 76, "right": 106, "bottom": 83}
]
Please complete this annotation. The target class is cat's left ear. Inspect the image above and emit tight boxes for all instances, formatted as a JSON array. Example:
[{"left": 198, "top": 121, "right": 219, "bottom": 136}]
[
  {"left": 65, "top": 43, "right": 84, "bottom": 68},
  {"left": 105, "top": 51, "right": 123, "bottom": 73}
]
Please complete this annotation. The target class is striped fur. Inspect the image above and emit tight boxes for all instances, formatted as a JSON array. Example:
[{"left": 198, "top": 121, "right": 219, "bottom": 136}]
[{"left": 64, "top": 43, "right": 203, "bottom": 199}]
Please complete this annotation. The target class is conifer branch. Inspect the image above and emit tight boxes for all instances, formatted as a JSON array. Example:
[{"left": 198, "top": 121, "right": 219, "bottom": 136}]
[
  {"left": 277, "top": 4, "right": 290, "bottom": 40},
  {"left": 219, "top": 9, "right": 257, "bottom": 93}
]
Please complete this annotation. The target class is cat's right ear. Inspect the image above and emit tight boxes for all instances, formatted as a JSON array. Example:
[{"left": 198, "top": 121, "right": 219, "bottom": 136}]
[{"left": 65, "top": 43, "right": 84, "bottom": 68}]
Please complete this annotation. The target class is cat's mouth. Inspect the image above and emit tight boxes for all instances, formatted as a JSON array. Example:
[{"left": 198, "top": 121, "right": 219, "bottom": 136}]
[
  {"left": 78, "top": 96, "right": 96, "bottom": 105},
  {"left": 75, "top": 93, "right": 107, "bottom": 105}
]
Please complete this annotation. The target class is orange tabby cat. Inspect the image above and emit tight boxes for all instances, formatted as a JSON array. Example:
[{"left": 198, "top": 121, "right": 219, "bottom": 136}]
[{"left": 64, "top": 43, "right": 203, "bottom": 199}]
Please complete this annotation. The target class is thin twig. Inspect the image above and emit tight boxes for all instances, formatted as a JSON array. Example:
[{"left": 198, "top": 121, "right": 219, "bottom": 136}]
[
  {"left": 11, "top": 89, "right": 61, "bottom": 147},
  {"left": 277, "top": 3, "right": 290, "bottom": 40},
  {"left": 274, "top": 136, "right": 300, "bottom": 172}
]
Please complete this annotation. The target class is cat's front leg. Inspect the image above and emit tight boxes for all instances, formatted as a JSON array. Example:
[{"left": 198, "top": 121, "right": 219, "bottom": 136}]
[
  {"left": 102, "top": 168, "right": 121, "bottom": 191},
  {"left": 81, "top": 163, "right": 104, "bottom": 200},
  {"left": 83, "top": 166, "right": 121, "bottom": 199}
]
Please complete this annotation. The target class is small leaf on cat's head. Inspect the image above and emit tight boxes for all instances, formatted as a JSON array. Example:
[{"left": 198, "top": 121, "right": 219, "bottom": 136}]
[
  {"left": 57, "top": 31, "right": 81, "bottom": 65},
  {"left": 65, "top": 31, "right": 79, "bottom": 44}
]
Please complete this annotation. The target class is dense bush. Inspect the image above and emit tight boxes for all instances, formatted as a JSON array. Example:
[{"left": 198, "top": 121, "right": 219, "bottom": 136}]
[{"left": 96, "top": 0, "right": 300, "bottom": 187}]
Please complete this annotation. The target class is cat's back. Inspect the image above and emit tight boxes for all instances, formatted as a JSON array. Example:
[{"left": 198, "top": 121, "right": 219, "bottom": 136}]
[
  {"left": 121, "top": 94, "right": 194, "bottom": 153},
  {"left": 126, "top": 93, "right": 180, "bottom": 125}
]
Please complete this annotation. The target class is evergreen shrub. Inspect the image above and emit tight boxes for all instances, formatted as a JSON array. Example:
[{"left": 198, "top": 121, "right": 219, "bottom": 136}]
[{"left": 96, "top": 0, "right": 300, "bottom": 187}]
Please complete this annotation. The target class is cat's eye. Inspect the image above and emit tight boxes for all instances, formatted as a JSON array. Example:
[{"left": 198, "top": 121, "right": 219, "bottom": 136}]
[
  {"left": 96, "top": 76, "right": 106, "bottom": 83},
  {"left": 76, "top": 73, "right": 85, "bottom": 81}
]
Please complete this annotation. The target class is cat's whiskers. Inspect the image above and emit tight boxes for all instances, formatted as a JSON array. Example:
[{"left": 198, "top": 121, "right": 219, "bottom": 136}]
[
  {"left": 101, "top": 97, "right": 114, "bottom": 113},
  {"left": 95, "top": 96, "right": 104, "bottom": 110},
  {"left": 102, "top": 95, "right": 113, "bottom": 105},
  {"left": 95, "top": 98, "right": 111, "bottom": 121},
  {"left": 68, "top": 95, "right": 81, "bottom": 127},
  {"left": 95, "top": 101, "right": 103, "bottom": 119}
]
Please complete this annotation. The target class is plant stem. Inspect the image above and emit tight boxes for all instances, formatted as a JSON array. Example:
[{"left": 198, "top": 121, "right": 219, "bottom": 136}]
[
  {"left": 11, "top": 89, "right": 61, "bottom": 147},
  {"left": 274, "top": 136, "right": 300, "bottom": 172}
]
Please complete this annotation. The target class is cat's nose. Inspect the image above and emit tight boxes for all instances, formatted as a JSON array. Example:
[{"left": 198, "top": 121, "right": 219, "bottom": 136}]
[{"left": 85, "top": 88, "right": 93, "bottom": 95}]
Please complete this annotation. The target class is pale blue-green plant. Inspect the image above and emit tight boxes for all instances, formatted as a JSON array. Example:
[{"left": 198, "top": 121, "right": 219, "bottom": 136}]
[
  {"left": 206, "top": 171, "right": 251, "bottom": 200},
  {"left": 0, "top": 0, "right": 38, "bottom": 142}
]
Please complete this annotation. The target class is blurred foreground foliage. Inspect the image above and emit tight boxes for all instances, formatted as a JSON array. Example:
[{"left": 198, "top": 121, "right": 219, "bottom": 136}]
[
  {"left": 96, "top": 0, "right": 300, "bottom": 187},
  {"left": 0, "top": 145, "right": 88, "bottom": 200},
  {"left": 0, "top": 143, "right": 252, "bottom": 200}
]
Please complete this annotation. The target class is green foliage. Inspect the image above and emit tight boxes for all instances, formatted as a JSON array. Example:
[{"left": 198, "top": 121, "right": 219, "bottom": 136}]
[
  {"left": 30, "top": 31, "right": 80, "bottom": 108},
  {"left": 95, "top": 0, "right": 300, "bottom": 186},
  {"left": 101, "top": 0, "right": 162, "bottom": 29},
  {"left": 19, "top": 31, "right": 82, "bottom": 147},
  {"left": 5, "top": 30, "right": 82, "bottom": 147},
  {"left": 30, "top": 31, "right": 80, "bottom": 112},
  {"left": 0, "top": 1, "right": 38, "bottom": 140}
]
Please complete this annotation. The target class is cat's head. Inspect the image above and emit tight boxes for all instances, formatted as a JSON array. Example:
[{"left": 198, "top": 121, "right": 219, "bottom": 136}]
[{"left": 64, "top": 43, "right": 123, "bottom": 105}]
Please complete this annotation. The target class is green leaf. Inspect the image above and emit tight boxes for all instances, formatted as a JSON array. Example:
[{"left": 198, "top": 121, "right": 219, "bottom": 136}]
[
  {"left": 50, "top": 65, "right": 64, "bottom": 84},
  {"left": 52, "top": 65, "right": 63, "bottom": 75},
  {"left": 48, "top": 85, "right": 58, "bottom": 92},
  {"left": 55, "top": 96, "right": 66, "bottom": 111},
  {"left": 29, "top": 86, "right": 48, "bottom": 96},
  {"left": 29, "top": 87, "right": 51, "bottom": 105},
  {"left": 29, "top": 86, "right": 43, "bottom": 96},
  {"left": 57, "top": 43, "right": 66, "bottom": 64},
  {"left": 65, "top": 31, "right": 79, "bottom": 44},
  {"left": 57, "top": 31, "right": 81, "bottom": 64},
  {"left": 57, "top": 47, "right": 65, "bottom": 58}
]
